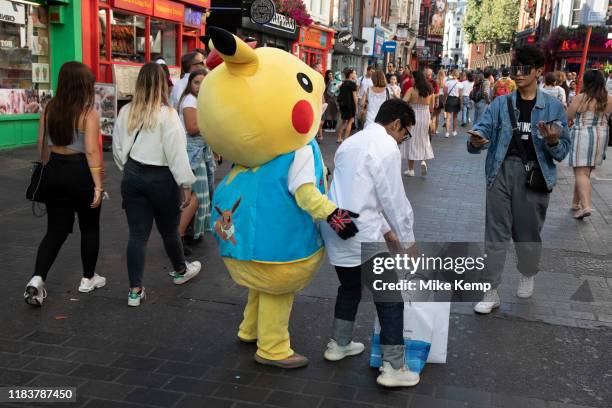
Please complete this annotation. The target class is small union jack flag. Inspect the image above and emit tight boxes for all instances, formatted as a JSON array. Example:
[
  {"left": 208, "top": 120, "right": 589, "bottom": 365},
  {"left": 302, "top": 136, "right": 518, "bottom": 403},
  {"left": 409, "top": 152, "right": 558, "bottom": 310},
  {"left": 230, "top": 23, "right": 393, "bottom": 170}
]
[{"left": 329, "top": 209, "right": 352, "bottom": 233}]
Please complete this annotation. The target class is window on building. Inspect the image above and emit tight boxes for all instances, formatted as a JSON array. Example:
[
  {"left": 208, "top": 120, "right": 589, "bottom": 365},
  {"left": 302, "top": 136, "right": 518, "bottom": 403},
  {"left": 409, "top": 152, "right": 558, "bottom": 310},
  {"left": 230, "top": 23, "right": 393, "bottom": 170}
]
[
  {"left": 110, "top": 11, "right": 146, "bottom": 63},
  {"left": 99, "top": 9, "right": 107, "bottom": 60},
  {"left": 571, "top": 0, "right": 582, "bottom": 25},
  {"left": 0, "top": 2, "right": 51, "bottom": 114},
  {"left": 150, "top": 19, "right": 177, "bottom": 66}
]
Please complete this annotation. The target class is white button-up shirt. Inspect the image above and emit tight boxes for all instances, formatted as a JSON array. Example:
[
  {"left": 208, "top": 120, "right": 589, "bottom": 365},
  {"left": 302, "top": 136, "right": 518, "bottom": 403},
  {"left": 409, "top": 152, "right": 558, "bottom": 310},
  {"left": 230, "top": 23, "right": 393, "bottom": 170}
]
[{"left": 321, "top": 123, "right": 415, "bottom": 267}]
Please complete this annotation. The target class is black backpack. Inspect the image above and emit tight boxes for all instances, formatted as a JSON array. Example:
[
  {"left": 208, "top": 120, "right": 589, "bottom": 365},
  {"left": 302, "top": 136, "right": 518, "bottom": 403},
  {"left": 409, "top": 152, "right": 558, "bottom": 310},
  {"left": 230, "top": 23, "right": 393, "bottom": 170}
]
[{"left": 470, "top": 84, "right": 484, "bottom": 103}]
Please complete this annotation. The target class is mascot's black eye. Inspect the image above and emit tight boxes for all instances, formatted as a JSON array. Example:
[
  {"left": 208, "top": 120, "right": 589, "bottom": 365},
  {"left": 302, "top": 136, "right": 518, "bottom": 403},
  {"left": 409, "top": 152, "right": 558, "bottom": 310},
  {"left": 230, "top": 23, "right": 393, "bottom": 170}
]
[{"left": 297, "top": 73, "right": 313, "bottom": 93}]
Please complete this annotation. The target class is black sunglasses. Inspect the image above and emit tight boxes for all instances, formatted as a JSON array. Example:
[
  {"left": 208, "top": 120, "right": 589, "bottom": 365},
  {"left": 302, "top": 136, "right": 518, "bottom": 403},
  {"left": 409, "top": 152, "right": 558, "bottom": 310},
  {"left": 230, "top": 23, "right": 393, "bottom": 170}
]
[
  {"left": 509, "top": 65, "right": 534, "bottom": 76},
  {"left": 399, "top": 126, "right": 412, "bottom": 144},
  {"left": 191, "top": 61, "right": 205, "bottom": 68}
]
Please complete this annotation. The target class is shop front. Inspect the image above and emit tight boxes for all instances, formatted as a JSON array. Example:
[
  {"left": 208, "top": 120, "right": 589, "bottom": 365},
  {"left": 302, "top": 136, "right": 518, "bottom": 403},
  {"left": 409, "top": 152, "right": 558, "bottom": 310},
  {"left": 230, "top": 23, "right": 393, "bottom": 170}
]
[
  {"left": 207, "top": 1, "right": 298, "bottom": 52},
  {"left": 294, "top": 24, "right": 335, "bottom": 70},
  {"left": 362, "top": 27, "right": 384, "bottom": 68},
  {"left": 1, "top": 0, "right": 82, "bottom": 149},
  {"left": 331, "top": 38, "right": 366, "bottom": 77},
  {"left": 81, "top": 0, "right": 209, "bottom": 86}
]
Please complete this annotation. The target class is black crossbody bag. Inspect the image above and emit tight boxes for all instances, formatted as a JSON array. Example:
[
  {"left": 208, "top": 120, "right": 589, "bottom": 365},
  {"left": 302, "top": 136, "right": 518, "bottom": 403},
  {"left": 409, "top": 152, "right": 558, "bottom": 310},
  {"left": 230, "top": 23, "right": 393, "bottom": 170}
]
[
  {"left": 26, "top": 115, "right": 47, "bottom": 203},
  {"left": 506, "top": 97, "right": 551, "bottom": 194}
]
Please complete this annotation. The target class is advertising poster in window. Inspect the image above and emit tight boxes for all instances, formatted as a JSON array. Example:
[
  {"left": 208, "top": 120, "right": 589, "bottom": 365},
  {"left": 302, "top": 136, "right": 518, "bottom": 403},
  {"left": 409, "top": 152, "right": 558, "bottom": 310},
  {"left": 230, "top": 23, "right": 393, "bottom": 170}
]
[
  {"left": 0, "top": 89, "right": 52, "bottom": 114},
  {"left": 32, "top": 63, "right": 50, "bottom": 83},
  {"left": 113, "top": 64, "right": 141, "bottom": 99},
  {"left": 428, "top": 0, "right": 447, "bottom": 42},
  {"left": 95, "top": 83, "right": 117, "bottom": 137}
]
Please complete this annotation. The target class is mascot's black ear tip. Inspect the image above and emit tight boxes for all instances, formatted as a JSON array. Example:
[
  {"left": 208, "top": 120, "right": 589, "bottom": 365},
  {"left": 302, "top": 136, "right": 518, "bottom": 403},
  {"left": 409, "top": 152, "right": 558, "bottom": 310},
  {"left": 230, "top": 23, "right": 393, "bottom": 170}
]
[
  {"left": 204, "top": 26, "right": 237, "bottom": 56},
  {"left": 199, "top": 35, "right": 210, "bottom": 45}
]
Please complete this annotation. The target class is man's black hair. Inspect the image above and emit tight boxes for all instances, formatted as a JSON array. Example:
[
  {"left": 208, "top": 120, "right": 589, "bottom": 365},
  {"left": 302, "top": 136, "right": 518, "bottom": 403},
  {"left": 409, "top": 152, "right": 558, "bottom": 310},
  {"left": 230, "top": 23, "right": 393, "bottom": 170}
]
[
  {"left": 181, "top": 52, "right": 199, "bottom": 75},
  {"left": 343, "top": 68, "right": 354, "bottom": 79},
  {"left": 467, "top": 72, "right": 474, "bottom": 82},
  {"left": 367, "top": 65, "right": 375, "bottom": 71},
  {"left": 501, "top": 68, "right": 510, "bottom": 77},
  {"left": 375, "top": 99, "right": 416, "bottom": 128},
  {"left": 512, "top": 45, "right": 545, "bottom": 68}
]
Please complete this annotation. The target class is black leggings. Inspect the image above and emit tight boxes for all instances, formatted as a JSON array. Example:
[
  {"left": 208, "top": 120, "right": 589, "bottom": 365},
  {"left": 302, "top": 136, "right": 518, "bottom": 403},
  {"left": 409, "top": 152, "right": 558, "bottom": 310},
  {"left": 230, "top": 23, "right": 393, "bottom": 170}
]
[{"left": 34, "top": 153, "right": 101, "bottom": 280}]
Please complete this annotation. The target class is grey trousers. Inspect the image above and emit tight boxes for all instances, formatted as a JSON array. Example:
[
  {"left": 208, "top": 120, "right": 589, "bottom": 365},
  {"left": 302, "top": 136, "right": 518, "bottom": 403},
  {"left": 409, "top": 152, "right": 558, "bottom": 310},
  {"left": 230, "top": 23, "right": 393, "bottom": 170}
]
[{"left": 480, "top": 157, "right": 550, "bottom": 289}]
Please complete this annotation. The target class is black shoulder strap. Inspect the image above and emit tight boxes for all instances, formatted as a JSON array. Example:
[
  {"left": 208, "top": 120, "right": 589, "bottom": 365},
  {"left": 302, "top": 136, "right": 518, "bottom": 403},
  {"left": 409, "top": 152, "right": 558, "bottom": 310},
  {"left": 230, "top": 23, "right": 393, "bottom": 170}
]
[
  {"left": 507, "top": 96, "right": 528, "bottom": 164},
  {"left": 127, "top": 124, "right": 144, "bottom": 159}
]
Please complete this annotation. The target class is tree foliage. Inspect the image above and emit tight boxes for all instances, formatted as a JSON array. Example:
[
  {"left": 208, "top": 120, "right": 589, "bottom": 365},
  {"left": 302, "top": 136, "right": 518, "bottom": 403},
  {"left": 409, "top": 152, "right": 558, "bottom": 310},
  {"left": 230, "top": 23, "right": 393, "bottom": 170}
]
[{"left": 463, "top": 0, "right": 519, "bottom": 45}]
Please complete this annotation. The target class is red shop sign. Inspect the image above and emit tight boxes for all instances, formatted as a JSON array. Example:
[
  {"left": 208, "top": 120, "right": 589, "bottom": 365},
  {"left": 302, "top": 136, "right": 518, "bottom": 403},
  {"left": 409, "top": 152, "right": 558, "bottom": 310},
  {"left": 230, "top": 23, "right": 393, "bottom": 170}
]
[
  {"left": 154, "top": 0, "right": 185, "bottom": 22},
  {"left": 182, "top": 0, "right": 211, "bottom": 8},
  {"left": 113, "top": 0, "right": 154, "bottom": 15}
]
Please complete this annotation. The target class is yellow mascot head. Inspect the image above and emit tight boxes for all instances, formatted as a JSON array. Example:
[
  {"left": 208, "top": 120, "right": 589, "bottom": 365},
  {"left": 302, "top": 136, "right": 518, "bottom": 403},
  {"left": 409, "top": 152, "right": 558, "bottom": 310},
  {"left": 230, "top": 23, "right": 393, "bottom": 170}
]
[{"left": 197, "top": 27, "right": 324, "bottom": 168}]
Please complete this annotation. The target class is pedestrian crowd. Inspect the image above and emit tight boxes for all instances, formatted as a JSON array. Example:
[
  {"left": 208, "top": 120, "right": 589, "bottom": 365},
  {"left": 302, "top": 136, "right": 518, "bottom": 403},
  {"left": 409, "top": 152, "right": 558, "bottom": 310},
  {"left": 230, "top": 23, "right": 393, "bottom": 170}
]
[{"left": 22, "top": 40, "right": 611, "bottom": 390}]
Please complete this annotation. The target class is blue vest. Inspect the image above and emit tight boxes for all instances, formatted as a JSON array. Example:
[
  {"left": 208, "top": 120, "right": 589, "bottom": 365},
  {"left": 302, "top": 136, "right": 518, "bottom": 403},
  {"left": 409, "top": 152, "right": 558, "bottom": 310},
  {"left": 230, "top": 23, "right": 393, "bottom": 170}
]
[{"left": 211, "top": 140, "right": 325, "bottom": 263}]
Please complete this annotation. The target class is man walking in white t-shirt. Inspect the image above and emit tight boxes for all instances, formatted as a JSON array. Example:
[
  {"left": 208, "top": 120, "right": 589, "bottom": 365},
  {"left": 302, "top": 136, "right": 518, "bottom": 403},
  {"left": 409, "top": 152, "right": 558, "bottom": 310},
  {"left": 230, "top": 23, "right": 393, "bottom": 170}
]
[{"left": 321, "top": 99, "right": 421, "bottom": 388}]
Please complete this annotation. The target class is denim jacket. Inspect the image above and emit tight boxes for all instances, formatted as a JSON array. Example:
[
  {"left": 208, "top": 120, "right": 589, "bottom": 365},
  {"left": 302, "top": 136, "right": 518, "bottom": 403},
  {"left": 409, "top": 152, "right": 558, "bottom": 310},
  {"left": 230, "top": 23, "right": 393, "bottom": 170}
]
[{"left": 468, "top": 90, "right": 571, "bottom": 190}]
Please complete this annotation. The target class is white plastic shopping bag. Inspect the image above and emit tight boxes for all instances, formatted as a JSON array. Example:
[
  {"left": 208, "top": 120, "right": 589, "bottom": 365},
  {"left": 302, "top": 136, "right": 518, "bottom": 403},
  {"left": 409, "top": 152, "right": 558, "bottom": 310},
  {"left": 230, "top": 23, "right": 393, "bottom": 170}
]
[{"left": 370, "top": 301, "right": 450, "bottom": 373}]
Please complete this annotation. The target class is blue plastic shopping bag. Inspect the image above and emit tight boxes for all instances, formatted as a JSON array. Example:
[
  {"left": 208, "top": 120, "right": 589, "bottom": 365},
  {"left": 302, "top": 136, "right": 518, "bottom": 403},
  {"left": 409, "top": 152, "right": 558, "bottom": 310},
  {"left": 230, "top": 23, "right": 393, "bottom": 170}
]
[{"left": 370, "top": 302, "right": 450, "bottom": 373}]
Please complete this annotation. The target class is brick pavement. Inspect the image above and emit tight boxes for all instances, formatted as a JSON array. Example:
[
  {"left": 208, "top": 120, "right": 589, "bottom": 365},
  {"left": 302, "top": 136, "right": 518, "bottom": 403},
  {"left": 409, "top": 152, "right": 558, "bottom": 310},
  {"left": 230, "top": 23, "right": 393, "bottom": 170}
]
[{"left": 0, "top": 129, "right": 611, "bottom": 408}]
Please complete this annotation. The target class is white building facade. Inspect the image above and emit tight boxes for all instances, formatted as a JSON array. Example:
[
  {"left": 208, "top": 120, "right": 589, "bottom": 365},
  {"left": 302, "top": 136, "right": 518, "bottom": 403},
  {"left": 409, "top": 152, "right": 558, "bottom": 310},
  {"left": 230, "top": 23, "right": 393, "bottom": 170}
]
[{"left": 442, "top": 0, "right": 468, "bottom": 69}]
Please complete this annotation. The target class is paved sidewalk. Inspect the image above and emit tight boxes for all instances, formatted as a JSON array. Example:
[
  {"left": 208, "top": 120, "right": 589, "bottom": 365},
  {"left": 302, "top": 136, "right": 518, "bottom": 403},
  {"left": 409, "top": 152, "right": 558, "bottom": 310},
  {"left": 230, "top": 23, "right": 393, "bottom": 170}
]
[{"left": 0, "top": 128, "right": 610, "bottom": 408}]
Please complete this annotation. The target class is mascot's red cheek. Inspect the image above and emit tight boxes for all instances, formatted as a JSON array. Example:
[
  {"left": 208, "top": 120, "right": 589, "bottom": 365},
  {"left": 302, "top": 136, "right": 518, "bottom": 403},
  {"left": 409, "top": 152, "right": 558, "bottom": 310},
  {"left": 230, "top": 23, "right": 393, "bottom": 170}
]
[{"left": 292, "top": 100, "right": 314, "bottom": 134}]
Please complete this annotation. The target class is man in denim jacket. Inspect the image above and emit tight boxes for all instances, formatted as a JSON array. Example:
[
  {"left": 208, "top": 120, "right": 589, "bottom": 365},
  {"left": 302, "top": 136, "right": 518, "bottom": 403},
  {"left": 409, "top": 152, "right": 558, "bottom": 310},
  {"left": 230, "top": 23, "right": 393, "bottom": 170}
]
[{"left": 467, "top": 46, "right": 571, "bottom": 314}]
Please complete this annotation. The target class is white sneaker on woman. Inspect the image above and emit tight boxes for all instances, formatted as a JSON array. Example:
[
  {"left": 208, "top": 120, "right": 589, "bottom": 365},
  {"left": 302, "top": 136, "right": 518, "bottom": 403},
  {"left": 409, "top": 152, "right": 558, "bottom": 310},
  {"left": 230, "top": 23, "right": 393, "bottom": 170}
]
[
  {"left": 517, "top": 276, "right": 535, "bottom": 298},
  {"left": 403, "top": 169, "right": 415, "bottom": 177},
  {"left": 128, "top": 288, "right": 145, "bottom": 307},
  {"left": 24, "top": 276, "right": 47, "bottom": 307},
  {"left": 420, "top": 161, "right": 428, "bottom": 176},
  {"left": 173, "top": 261, "right": 202, "bottom": 285},
  {"left": 376, "top": 362, "right": 420, "bottom": 387},
  {"left": 78, "top": 274, "right": 107, "bottom": 293},
  {"left": 473, "top": 289, "right": 500, "bottom": 314},
  {"left": 323, "top": 340, "right": 365, "bottom": 361}
]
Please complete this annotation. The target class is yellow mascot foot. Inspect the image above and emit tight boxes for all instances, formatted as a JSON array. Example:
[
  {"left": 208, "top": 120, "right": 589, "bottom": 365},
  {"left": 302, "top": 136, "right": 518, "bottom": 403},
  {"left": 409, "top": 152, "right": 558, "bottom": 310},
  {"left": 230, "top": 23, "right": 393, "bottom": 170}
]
[
  {"left": 238, "top": 336, "right": 257, "bottom": 344},
  {"left": 254, "top": 352, "right": 309, "bottom": 369}
]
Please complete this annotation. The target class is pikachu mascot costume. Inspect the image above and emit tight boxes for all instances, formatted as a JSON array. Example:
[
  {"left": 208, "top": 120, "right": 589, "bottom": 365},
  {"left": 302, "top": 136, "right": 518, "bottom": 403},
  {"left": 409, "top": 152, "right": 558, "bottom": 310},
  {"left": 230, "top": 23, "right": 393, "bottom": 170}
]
[{"left": 198, "top": 27, "right": 359, "bottom": 368}]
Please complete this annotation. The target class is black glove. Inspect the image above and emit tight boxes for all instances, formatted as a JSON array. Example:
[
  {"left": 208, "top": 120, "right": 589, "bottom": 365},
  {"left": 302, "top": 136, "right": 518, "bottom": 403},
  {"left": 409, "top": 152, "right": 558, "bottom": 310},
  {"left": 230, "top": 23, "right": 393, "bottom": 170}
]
[{"left": 327, "top": 208, "right": 359, "bottom": 240}]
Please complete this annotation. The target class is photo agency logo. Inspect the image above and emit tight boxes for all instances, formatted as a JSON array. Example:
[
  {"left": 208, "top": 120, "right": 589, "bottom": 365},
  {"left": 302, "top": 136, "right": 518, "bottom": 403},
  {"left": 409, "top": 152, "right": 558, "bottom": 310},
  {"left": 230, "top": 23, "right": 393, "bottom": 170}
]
[{"left": 361, "top": 242, "right": 492, "bottom": 302}]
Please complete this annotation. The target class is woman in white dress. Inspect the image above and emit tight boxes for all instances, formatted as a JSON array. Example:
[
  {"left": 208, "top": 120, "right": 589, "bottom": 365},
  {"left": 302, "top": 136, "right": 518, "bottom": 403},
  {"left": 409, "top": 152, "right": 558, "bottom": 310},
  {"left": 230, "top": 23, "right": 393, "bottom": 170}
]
[
  {"left": 361, "top": 69, "right": 391, "bottom": 128},
  {"left": 402, "top": 70, "right": 435, "bottom": 176}
]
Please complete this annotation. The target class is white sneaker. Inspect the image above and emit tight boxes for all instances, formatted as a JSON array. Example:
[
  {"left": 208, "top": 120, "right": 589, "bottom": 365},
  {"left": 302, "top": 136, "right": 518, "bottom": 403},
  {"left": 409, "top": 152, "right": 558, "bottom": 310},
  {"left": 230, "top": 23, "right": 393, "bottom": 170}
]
[
  {"left": 445, "top": 132, "right": 450, "bottom": 138},
  {"left": 323, "top": 340, "right": 365, "bottom": 361},
  {"left": 128, "top": 288, "right": 145, "bottom": 307},
  {"left": 78, "top": 274, "right": 107, "bottom": 293},
  {"left": 173, "top": 261, "right": 201, "bottom": 285},
  {"left": 404, "top": 169, "right": 415, "bottom": 177},
  {"left": 517, "top": 275, "right": 535, "bottom": 298},
  {"left": 452, "top": 131, "right": 458, "bottom": 137},
  {"left": 473, "top": 289, "right": 500, "bottom": 314},
  {"left": 24, "top": 276, "right": 47, "bottom": 307},
  {"left": 376, "top": 362, "right": 420, "bottom": 387},
  {"left": 420, "top": 161, "right": 428, "bottom": 176}
]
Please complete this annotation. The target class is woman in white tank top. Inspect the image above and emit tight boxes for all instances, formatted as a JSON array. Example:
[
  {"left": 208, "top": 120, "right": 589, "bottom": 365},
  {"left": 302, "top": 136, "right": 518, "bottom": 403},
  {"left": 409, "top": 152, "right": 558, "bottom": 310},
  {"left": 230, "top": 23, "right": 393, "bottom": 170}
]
[{"left": 361, "top": 69, "right": 390, "bottom": 128}]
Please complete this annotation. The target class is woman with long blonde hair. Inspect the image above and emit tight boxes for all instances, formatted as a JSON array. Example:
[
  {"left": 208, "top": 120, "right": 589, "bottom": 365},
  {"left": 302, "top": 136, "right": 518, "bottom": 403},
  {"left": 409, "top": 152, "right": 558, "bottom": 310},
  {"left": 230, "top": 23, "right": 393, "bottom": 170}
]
[
  {"left": 567, "top": 70, "right": 612, "bottom": 220},
  {"left": 113, "top": 63, "right": 201, "bottom": 307}
]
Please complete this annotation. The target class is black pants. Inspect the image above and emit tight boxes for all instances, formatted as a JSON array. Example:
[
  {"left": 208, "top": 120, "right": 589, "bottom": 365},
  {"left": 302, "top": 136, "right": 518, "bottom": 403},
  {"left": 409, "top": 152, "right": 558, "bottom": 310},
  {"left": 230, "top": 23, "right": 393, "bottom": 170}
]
[
  {"left": 334, "top": 255, "right": 404, "bottom": 346},
  {"left": 121, "top": 159, "right": 185, "bottom": 288},
  {"left": 34, "top": 153, "right": 100, "bottom": 280}
]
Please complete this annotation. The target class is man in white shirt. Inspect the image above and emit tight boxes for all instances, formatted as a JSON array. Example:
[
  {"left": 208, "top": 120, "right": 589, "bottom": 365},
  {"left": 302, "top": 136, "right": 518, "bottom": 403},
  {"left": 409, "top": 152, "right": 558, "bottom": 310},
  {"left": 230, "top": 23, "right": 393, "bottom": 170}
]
[
  {"left": 357, "top": 66, "right": 375, "bottom": 128},
  {"left": 321, "top": 99, "right": 421, "bottom": 388},
  {"left": 170, "top": 51, "right": 205, "bottom": 108}
]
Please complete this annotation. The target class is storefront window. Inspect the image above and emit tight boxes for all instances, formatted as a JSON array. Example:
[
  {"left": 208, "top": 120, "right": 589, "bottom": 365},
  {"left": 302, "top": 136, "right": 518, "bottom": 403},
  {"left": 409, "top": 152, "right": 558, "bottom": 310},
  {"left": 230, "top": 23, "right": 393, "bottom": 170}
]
[
  {"left": 150, "top": 19, "right": 177, "bottom": 66},
  {"left": 99, "top": 9, "right": 107, "bottom": 60},
  {"left": 110, "top": 11, "right": 145, "bottom": 63},
  {"left": 0, "top": 1, "right": 51, "bottom": 114}
]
